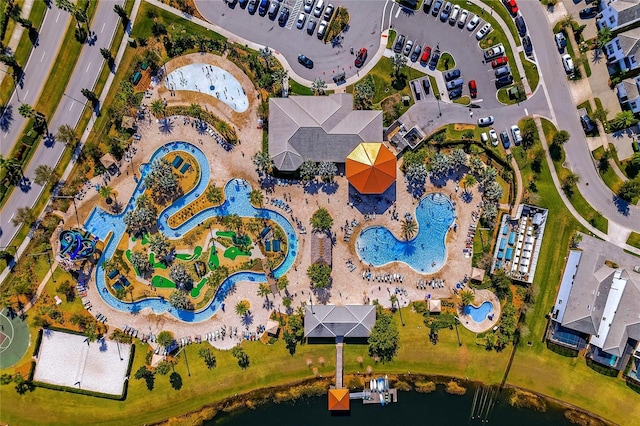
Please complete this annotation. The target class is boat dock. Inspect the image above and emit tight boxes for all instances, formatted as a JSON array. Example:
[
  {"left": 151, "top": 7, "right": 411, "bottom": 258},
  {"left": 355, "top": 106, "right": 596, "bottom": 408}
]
[{"left": 362, "top": 388, "right": 398, "bottom": 404}]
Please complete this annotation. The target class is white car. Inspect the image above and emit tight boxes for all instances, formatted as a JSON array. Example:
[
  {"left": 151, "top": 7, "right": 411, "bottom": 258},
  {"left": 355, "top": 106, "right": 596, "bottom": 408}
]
[
  {"left": 466, "top": 14, "right": 480, "bottom": 31},
  {"left": 476, "top": 23, "right": 492, "bottom": 40},
  {"left": 449, "top": 5, "right": 460, "bottom": 25},
  {"left": 562, "top": 53, "right": 574, "bottom": 74},
  {"left": 510, "top": 125, "right": 523, "bottom": 145},
  {"left": 296, "top": 12, "right": 306, "bottom": 29},
  {"left": 489, "top": 129, "right": 498, "bottom": 147},
  {"left": 458, "top": 10, "right": 469, "bottom": 28},
  {"left": 478, "top": 116, "right": 494, "bottom": 127},
  {"left": 303, "top": 0, "right": 314, "bottom": 13},
  {"left": 313, "top": 0, "right": 324, "bottom": 17}
]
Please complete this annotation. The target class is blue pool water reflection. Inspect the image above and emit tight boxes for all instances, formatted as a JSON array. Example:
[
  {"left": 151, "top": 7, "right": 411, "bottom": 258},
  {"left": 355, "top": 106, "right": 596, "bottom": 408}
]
[
  {"left": 464, "top": 301, "right": 494, "bottom": 322},
  {"left": 355, "top": 193, "right": 455, "bottom": 274},
  {"left": 84, "top": 141, "right": 297, "bottom": 322}
]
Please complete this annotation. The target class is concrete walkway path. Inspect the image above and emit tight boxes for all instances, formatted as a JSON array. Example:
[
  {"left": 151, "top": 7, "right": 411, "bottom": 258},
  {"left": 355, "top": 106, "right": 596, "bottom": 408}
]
[{"left": 0, "top": 0, "right": 34, "bottom": 85}]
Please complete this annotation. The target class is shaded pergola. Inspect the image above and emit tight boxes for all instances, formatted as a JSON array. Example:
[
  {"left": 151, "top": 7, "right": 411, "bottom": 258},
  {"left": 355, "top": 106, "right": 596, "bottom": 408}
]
[
  {"left": 328, "top": 388, "right": 350, "bottom": 411},
  {"left": 428, "top": 299, "right": 442, "bottom": 314},
  {"left": 345, "top": 143, "right": 396, "bottom": 194},
  {"left": 265, "top": 319, "right": 280, "bottom": 337},
  {"left": 471, "top": 267, "right": 486, "bottom": 282}
]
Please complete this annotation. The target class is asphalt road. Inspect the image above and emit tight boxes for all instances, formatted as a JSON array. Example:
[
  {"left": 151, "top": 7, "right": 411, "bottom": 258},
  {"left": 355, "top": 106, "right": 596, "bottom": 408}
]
[
  {"left": 195, "top": 0, "right": 387, "bottom": 80},
  {"left": 0, "top": 2, "right": 70, "bottom": 157},
  {"left": 519, "top": 1, "right": 640, "bottom": 231},
  {"left": 389, "top": 4, "right": 503, "bottom": 108},
  {"left": 0, "top": 0, "right": 125, "bottom": 248}
]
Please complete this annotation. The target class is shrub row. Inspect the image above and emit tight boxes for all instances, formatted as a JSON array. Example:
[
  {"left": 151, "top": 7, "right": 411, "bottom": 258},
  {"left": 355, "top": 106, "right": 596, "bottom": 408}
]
[{"left": 32, "top": 328, "right": 44, "bottom": 357}]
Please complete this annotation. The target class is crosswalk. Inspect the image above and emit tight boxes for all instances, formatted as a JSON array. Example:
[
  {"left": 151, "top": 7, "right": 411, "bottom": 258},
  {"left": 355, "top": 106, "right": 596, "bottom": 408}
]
[{"left": 284, "top": 0, "right": 304, "bottom": 30}]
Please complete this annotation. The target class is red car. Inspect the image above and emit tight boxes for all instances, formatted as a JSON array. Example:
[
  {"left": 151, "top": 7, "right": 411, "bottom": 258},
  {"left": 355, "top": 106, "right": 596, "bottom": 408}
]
[
  {"left": 469, "top": 80, "right": 477, "bottom": 98},
  {"left": 420, "top": 45, "right": 432, "bottom": 64},
  {"left": 503, "top": 0, "right": 518, "bottom": 15},
  {"left": 355, "top": 48, "right": 368, "bottom": 68},
  {"left": 491, "top": 56, "right": 508, "bottom": 68}
]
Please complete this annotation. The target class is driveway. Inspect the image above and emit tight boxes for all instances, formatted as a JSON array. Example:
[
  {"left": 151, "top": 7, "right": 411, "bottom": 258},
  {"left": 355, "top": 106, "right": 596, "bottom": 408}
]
[
  {"left": 195, "top": 0, "right": 387, "bottom": 81},
  {"left": 389, "top": 5, "right": 503, "bottom": 108}
]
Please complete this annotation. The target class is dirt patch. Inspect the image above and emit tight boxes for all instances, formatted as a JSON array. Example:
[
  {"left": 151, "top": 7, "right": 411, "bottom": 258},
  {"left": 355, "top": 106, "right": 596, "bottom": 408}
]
[
  {"left": 509, "top": 389, "right": 547, "bottom": 412},
  {"left": 454, "top": 124, "right": 475, "bottom": 131}
]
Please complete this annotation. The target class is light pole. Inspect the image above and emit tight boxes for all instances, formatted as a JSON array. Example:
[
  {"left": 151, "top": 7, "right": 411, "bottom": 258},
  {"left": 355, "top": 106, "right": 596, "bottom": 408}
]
[
  {"left": 437, "top": 92, "right": 442, "bottom": 117},
  {"left": 454, "top": 316, "right": 462, "bottom": 347},
  {"left": 29, "top": 250, "right": 55, "bottom": 283},
  {"left": 309, "top": 294, "right": 314, "bottom": 314},
  {"left": 51, "top": 194, "right": 80, "bottom": 228}
]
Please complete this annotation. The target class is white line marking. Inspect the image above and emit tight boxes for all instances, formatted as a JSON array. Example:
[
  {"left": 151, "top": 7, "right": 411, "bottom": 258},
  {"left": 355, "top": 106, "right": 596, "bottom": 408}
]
[
  {"left": 69, "top": 102, "right": 74, "bottom": 111},
  {"left": 101, "top": 23, "right": 106, "bottom": 33},
  {"left": 56, "top": 11, "right": 61, "bottom": 23},
  {"left": 395, "top": 7, "right": 401, "bottom": 18},
  {"left": 86, "top": 63, "right": 91, "bottom": 72},
  {"left": 24, "top": 90, "right": 29, "bottom": 100},
  {"left": 524, "top": 108, "right": 528, "bottom": 116},
  {"left": 40, "top": 51, "right": 46, "bottom": 62}
]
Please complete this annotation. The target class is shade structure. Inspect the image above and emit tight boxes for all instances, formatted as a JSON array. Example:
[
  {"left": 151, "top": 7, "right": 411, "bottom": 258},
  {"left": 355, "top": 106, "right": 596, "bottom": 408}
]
[
  {"left": 346, "top": 143, "right": 396, "bottom": 194},
  {"left": 328, "top": 388, "right": 350, "bottom": 411}
]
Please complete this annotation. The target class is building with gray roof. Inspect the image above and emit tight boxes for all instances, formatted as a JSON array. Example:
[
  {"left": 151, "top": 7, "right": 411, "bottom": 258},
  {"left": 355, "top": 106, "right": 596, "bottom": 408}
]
[
  {"left": 310, "top": 231, "right": 332, "bottom": 267},
  {"left": 598, "top": 0, "right": 640, "bottom": 31},
  {"left": 268, "top": 94, "right": 383, "bottom": 171},
  {"left": 548, "top": 234, "right": 640, "bottom": 371},
  {"left": 304, "top": 305, "right": 376, "bottom": 339}
]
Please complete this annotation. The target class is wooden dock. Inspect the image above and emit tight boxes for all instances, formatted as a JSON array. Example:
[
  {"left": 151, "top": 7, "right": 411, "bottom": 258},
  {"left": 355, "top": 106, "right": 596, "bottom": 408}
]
[{"left": 361, "top": 388, "right": 398, "bottom": 404}]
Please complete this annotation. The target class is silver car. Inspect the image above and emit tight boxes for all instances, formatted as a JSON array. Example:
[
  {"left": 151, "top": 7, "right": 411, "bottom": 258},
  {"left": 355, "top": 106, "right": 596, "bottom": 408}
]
[
  {"left": 296, "top": 12, "right": 306, "bottom": 29},
  {"left": 303, "top": 0, "right": 314, "bottom": 13},
  {"left": 403, "top": 40, "right": 414, "bottom": 56},
  {"left": 477, "top": 116, "right": 495, "bottom": 127}
]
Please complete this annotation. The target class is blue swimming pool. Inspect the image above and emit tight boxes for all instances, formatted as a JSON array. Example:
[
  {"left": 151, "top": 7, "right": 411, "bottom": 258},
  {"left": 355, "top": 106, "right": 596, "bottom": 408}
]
[
  {"left": 355, "top": 193, "right": 455, "bottom": 274},
  {"left": 84, "top": 141, "right": 297, "bottom": 322},
  {"left": 464, "top": 301, "right": 493, "bottom": 322}
]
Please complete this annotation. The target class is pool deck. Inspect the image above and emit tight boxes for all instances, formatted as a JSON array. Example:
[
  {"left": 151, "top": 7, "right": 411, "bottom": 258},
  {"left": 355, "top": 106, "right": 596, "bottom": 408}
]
[
  {"left": 66, "top": 52, "right": 497, "bottom": 351},
  {"left": 458, "top": 289, "right": 501, "bottom": 333}
]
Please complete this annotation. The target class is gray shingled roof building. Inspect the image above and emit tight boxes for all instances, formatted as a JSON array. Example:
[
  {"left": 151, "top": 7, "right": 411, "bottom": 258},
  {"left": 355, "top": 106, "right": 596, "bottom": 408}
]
[
  {"left": 304, "top": 305, "right": 376, "bottom": 339},
  {"left": 550, "top": 234, "right": 640, "bottom": 369},
  {"left": 268, "top": 94, "right": 383, "bottom": 171}
]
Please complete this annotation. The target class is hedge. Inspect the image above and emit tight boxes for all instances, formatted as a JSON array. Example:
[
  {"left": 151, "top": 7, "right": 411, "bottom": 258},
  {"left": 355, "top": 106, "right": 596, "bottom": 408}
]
[
  {"left": 28, "top": 361, "right": 36, "bottom": 381},
  {"left": 32, "top": 328, "right": 44, "bottom": 357}
]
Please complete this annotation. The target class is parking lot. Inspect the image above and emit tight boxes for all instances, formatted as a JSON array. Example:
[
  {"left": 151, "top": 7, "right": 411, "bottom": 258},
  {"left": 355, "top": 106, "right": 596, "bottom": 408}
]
[
  {"left": 389, "top": 6, "right": 504, "bottom": 109},
  {"left": 196, "top": 0, "right": 386, "bottom": 80}
]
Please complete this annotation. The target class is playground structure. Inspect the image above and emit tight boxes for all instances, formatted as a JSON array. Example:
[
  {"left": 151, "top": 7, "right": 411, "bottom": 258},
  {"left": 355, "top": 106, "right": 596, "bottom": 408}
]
[{"left": 57, "top": 229, "right": 97, "bottom": 270}]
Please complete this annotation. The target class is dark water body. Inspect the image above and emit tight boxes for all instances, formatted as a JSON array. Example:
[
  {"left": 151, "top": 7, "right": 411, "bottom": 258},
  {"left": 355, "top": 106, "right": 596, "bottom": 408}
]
[{"left": 208, "top": 384, "right": 574, "bottom": 425}]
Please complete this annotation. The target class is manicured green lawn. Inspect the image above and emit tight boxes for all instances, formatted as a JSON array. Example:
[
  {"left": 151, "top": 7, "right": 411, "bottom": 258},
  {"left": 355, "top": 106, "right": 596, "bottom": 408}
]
[
  {"left": 627, "top": 231, "right": 640, "bottom": 249},
  {"left": 453, "top": 96, "right": 470, "bottom": 105},
  {"left": 436, "top": 52, "right": 455, "bottom": 72},
  {"left": 387, "top": 29, "right": 397, "bottom": 49},
  {"left": 289, "top": 79, "right": 313, "bottom": 95},
  {"left": 453, "top": 0, "right": 521, "bottom": 47},
  {"left": 592, "top": 146, "right": 624, "bottom": 194},
  {"left": 520, "top": 52, "right": 539, "bottom": 93}
]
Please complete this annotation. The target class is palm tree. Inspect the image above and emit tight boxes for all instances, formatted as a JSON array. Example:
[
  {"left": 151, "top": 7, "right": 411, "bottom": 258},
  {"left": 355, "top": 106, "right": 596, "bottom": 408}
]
[
  {"left": 252, "top": 151, "right": 274, "bottom": 175},
  {"left": 460, "top": 290, "right": 475, "bottom": 307},
  {"left": 150, "top": 99, "right": 166, "bottom": 118},
  {"left": 401, "top": 218, "right": 417, "bottom": 241},
  {"left": 592, "top": 106, "right": 609, "bottom": 127},
  {"left": 235, "top": 300, "right": 249, "bottom": 317},
  {"left": 559, "top": 14, "right": 574, "bottom": 29},
  {"left": 392, "top": 53, "right": 407, "bottom": 77},
  {"left": 188, "top": 103, "right": 202, "bottom": 119},
  {"left": 596, "top": 27, "right": 612, "bottom": 50},
  {"left": 56, "top": 124, "right": 79, "bottom": 148},
  {"left": 390, "top": 294, "right": 404, "bottom": 326},
  {"left": 462, "top": 174, "right": 477, "bottom": 192},
  {"left": 99, "top": 185, "right": 114, "bottom": 202},
  {"left": 312, "top": 77, "right": 327, "bottom": 95},
  {"left": 1, "top": 157, "right": 23, "bottom": 186},
  {"left": 18, "top": 103, "right": 34, "bottom": 118},
  {"left": 206, "top": 185, "right": 223, "bottom": 205},
  {"left": 249, "top": 189, "right": 263, "bottom": 207},
  {"left": 259, "top": 46, "right": 273, "bottom": 70},
  {"left": 257, "top": 283, "right": 271, "bottom": 299},
  {"left": 33, "top": 165, "right": 58, "bottom": 186},
  {"left": 612, "top": 110, "right": 637, "bottom": 129},
  {"left": 271, "top": 68, "right": 288, "bottom": 94}
]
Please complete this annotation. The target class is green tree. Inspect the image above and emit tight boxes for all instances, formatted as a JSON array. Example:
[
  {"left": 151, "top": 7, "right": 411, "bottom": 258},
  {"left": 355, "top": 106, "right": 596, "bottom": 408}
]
[
  {"left": 552, "top": 129, "right": 570, "bottom": 145},
  {"left": 460, "top": 290, "right": 475, "bottom": 307},
  {"left": 99, "top": 185, "right": 114, "bottom": 201},
  {"left": 81, "top": 88, "right": 98, "bottom": 104},
  {"left": 462, "top": 174, "right": 477, "bottom": 191},
  {"left": 252, "top": 151, "right": 274, "bottom": 175},
  {"left": 249, "top": 189, "right": 263, "bottom": 207},
  {"left": 310, "top": 208, "right": 333, "bottom": 231},
  {"left": 618, "top": 178, "right": 640, "bottom": 202},
  {"left": 312, "top": 77, "right": 327, "bottom": 95},
  {"left": 368, "top": 310, "right": 399, "bottom": 362},
  {"left": 169, "top": 264, "right": 193, "bottom": 290},
  {"left": 155, "top": 360, "right": 172, "bottom": 375},
  {"left": 299, "top": 159, "right": 317, "bottom": 181},
  {"left": 157, "top": 330, "right": 174, "bottom": 347},
  {"left": 100, "top": 48, "right": 112, "bottom": 61},
  {"left": 133, "top": 365, "right": 155, "bottom": 390},
  {"left": 188, "top": 103, "right": 202, "bottom": 119},
  {"left": 596, "top": 27, "right": 612, "bottom": 49},
  {"left": 391, "top": 53, "right": 407, "bottom": 77},
  {"left": 257, "top": 283, "right": 271, "bottom": 299},
  {"left": 130, "top": 250, "right": 153, "bottom": 277},
  {"left": 307, "top": 262, "right": 332, "bottom": 289},
  {"left": 611, "top": 110, "right": 637, "bottom": 130},
  {"left": 18, "top": 103, "right": 34, "bottom": 118},
  {"left": 231, "top": 345, "right": 250, "bottom": 369},
  {"left": 592, "top": 105, "right": 609, "bottom": 127},
  {"left": 235, "top": 300, "right": 249, "bottom": 317},
  {"left": 276, "top": 275, "right": 289, "bottom": 292},
  {"left": 11, "top": 207, "right": 35, "bottom": 227},
  {"left": 198, "top": 347, "right": 217, "bottom": 369},
  {"left": 520, "top": 118, "right": 537, "bottom": 149},
  {"left": 150, "top": 99, "right": 166, "bottom": 117},
  {"left": 34, "top": 165, "right": 58, "bottom": 187},
  {"left": 491, "top": 269, "right": 512, "bottom": 300},
  {"left": 113, "top": 4, "right": 128, "bottom": 20},
  {"left": 168, "top": 289, "right": 190, "bottom": 310},
  {"left": 205, "top": 184, "right": 223, "bottom": 205},
  {"left": 56, "top": 124, "right": 79, "bottom": 148}
]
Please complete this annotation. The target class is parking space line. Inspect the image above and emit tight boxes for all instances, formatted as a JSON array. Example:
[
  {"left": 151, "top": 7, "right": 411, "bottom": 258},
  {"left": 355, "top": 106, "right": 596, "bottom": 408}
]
[
  {"left": 286, "top": 0, "right": 303, "bottom": 30},
  {"left": 395, "top": 7, "right": 401, "bottom": 18}
]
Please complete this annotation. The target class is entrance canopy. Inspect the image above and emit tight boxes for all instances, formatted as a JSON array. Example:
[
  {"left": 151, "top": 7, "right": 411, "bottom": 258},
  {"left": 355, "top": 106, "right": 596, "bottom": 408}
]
[{"left": 346, "top": 143, "right": 396, "bottom": 194}]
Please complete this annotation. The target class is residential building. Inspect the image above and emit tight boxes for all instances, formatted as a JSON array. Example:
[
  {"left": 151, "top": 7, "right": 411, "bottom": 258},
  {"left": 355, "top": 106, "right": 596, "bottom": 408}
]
[
  {"left": 615, "top": 76, "right": 640, "bottom": 113},
  {"left": 548, "top": 234, "right": 640, "bottom": 372},
  {"left": 604, "top": 28, "right": 640, "bottom": 72},
  {"left": 597, "top": 0, "right": 640, "bottom": 31},
  {"left": 268, "top": 94, "right": 382, "bottom": 172}
]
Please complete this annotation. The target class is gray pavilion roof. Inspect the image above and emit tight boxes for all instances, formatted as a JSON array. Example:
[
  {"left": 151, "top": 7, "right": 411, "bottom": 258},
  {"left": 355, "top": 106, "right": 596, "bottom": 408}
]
[
  {"left": 613, "top": 0, "right": 640, "bottom": 27},
  {"left": 304, "top": 305, "right": 376, "bottom": 339},
  {"left": 268, "top": 94, "right": 382, "bottom": 171},
  {"left": 616, "top": 28, "right": 640, "bottom": 56}
]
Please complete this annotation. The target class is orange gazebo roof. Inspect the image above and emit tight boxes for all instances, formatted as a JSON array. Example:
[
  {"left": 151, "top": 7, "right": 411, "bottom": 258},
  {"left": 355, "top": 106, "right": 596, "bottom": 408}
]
[
  {"left": 328, "top": 388, "right": 350, "bottom": 411},
  {"left": 345, "top": 143, "right": 396, "bottom": 194}
]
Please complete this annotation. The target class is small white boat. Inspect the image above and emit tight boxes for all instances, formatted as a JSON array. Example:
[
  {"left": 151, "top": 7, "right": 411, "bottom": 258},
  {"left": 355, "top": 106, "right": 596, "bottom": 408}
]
[
  {"left": 384, "top": 375, "right": 389, "bottom": 392},
  {"left": 370, "top": 379, "right": 374, "bottom": 391},
  {"left": 378, "top": 378, "right": 384, "bottom": 393}
]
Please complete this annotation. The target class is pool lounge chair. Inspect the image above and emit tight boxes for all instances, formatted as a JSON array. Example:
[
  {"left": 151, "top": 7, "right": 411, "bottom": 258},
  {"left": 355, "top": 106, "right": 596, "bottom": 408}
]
[
  {"left": 107, "top": 269, "right": 119, "bottom": 279},
  {"left": 179, "top": 162, "right": 191, "bottom": 174},
  {"left": 172, "top": 156, "right": 183, "bottom": 168},
  {"left": 265, "top": 240, "right": 271, "bottom": 252}
]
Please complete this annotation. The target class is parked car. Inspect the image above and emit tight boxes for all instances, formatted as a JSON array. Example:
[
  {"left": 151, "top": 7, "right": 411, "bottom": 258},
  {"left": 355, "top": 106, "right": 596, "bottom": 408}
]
[
  {"left": 579, "top": 6, "right": 598, "bottom": 19},
  {"left": 446, "top": 77, "right": 464, "bottom": 90},
  {"left": 481, "top": 132, "right": 488, "bottom": 144},
  {"left": 510, "top": 125, "right": 522, "bottom": 145},
  {"left": 515, "top": 15, "right": 527, "bottom": 36},
  {"left": 412, "top": 80, "right": 422, "bottom": 100},
  {"left": 317, "top": 20, "right": 328, "bottom": 39},
  {"left": 500, "top": 131, "right": 511, "bottom": 149},
  {"left": 458, "top": 10, "right": 468, "bottom": 28},
  {"left": 555, "top": 32, "right": 567, "bottom": 52},
  {"left": 523, "top": 35, "right": 533, "bottom": 55},
  {"left": 268, "top": 1, "right": 280, "bottom": 19},
  {"left": 478, "top": 116, "right": 494, "bottom": 126},
  {"left": 393, "top": 34, "right": 406, "bottom": 53},
  {"left": 296, "top": 12, "right": 306, "bottom": 29},
  {"left": 298, "top": 54, "right": 314, "bottom": 68},
  {"left": 423, "top": 0, "right": 434, "bottom": 13},
  {"left": 489, "top": 129, "right": 499, "bottom": 146},
  {"left": 247, "top": 0, "right": 258, "bottom": 14},
  {"left": 466, "top": 14, "right": 480, "bottom": 31},
  {"left": 355, "top": 48, "right": 368, "bottom": 68},
  {"left": 410, "top": 44, "right": 422, "bottom": 62},
  {"left": 307, "top": 18, "right": 317, "bottom": 35},
  {"left": 278, "top": 6, "right": 289, "bottom": 25},
  {"left": 403, "top": 39, "right": 414, "bottom": 56},
  {"left": 422, "top": 78, "right": 431, "bottom": 94},
  {"left": 239, "top": 0, "right": 249, "bottom": 8},
  {"left": 503, "top": 0, "right": 518, "bottom": 15},
  {"left": 432, "top": 0, "right": 443, "bottom": 16},
  {"left": 495, "top": 65, "right": 511, "bottom": 78},
  {"left": 440, "top": 1, "right": 452, "bottom": 21},
  {"left": 258, "top": 0, "right": 270, "bottom": 16},
  {"left": 449, "top": 88, "right": 463, "bottom": 99},
  {"left": 491, "top": 56, "right": 508, "bottom": 68},
  {"left": 323, "top": 3, "right": 334, "bottom": 20},
  {"left": 449, "top": 5, "right": 460, "bottom": 25},
  {"left": 444, "top": 68, "right": 461, "bottom": 81},
  {"left": 476, "top": 23, "right": 492, "bottom": 40},
  {"left": 429, "top": 50, "right": 441, "bottom": 69},
  {"left": 313, "top": 0, "right": 324, "bottom": 17},
  {"left": 420, "top": 45, "right": 432, "bottom": 64},
  {"left": 484, "top": 44, "right": 505, "bottom": 60},
  {"left": 580, "top": 113, "right": 596, "bottom": 132},
  {"left": 304, "top": 0, "right": 314, "bottom": 13},
  {"left": 469, "top": 80, "right": 477, "bottom": 98},
  {"left": 496, "top": 74, "right": 514, "bottom": 87},
  {"left": 562, "top": 53, "right": 574, "bottom": 74}
]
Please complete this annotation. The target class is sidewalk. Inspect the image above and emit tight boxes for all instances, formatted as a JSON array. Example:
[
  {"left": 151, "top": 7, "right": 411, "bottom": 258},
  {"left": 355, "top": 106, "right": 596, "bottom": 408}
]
[{"left": 0, "top": 0, "right": 34, "bottom": 86}]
